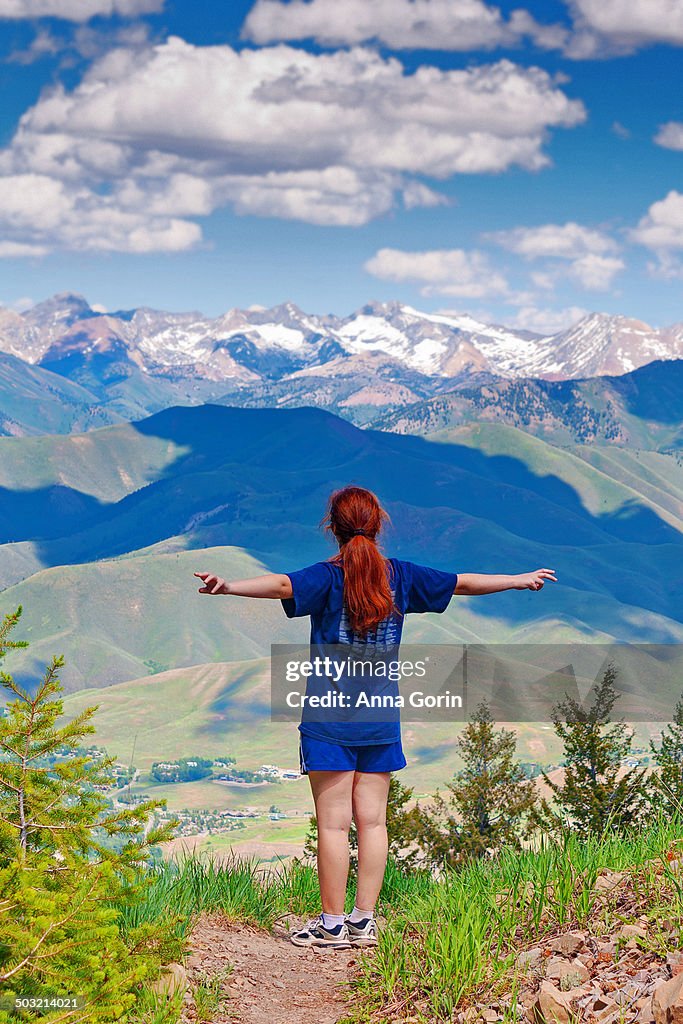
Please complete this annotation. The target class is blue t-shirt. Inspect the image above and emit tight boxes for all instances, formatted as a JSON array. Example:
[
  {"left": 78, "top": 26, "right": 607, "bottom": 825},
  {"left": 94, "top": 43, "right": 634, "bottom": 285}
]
[{"left": 281, "top": 558, "right": 457, "bottom": 746}]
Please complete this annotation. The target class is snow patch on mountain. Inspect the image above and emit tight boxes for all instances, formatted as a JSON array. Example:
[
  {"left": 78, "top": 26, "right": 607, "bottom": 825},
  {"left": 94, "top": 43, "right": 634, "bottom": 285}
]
[{"left": 3, "top": 297, "right": 683, "bottom": 399}]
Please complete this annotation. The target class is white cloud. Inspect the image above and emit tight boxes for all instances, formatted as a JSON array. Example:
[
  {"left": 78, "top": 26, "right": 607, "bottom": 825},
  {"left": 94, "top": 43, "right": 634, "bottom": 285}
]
[
  {"left": 611, "top": 121, "right": 631, "bottom": 139},
  {"left": 15, "top": 45, "right": 582, "bottom": 177},
  {"left": 569, "top": 253, "right": 624, "bottom": 290},
  {"left": 0, "top": 242, "right": 47, "bottom": 258},
  {"left": 0, "top": 171, "right": 200, "bottom": 252},
  {"left": 632, "top": 191, "right": 683, "bottom": 252},
  {"left": 240, "top": 0, "right": 683, "bottom": 58},
  {"left": 511, "top": 305, "right": 589, "bottom": 334},
  {"left": 401, "top": 181, "right": 449, "bottom": 210},
  {"left": 6, "top": 27, "right": 60, "bottom": 62},
  {"left": 530, "top": 270, "right": 556, "bottom": 290},
  {"left": 654, "top": 122, "right": 683, "bottom": 151},
  {"left": 242, "top": 0, "right": 562, "bottom": 51},
  {"left": 0, "top": 0, "right": 163, "bottom": 20},
  {"left": 564, "top": 0, "right": 683, "bottom": 57},
  {"left": 491, "top": 221, "right": 617, "bottom": 259},
  {"left": 364, "top": 247, "right": 509, "bottom": 298},
  {"left": 491, "top": 221, "right": 623, "bottom": 291},
  {"left": 0, "top": 39, "right": 585, "bottom": 253}
]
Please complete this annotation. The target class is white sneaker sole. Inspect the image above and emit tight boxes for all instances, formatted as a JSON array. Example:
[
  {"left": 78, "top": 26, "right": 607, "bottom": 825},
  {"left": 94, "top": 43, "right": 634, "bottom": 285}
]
[{"left": 290, "top": 934, "right": 352, "bottom": 949}]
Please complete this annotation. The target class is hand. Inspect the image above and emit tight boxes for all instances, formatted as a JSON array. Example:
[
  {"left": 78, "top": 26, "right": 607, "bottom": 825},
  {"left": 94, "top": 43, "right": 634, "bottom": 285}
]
[
  {"left": 194, "top": 572, "right": 229, "bottom": 595},
  {"left": 515, "top": 568, "right": 557, "bottom": 591}
]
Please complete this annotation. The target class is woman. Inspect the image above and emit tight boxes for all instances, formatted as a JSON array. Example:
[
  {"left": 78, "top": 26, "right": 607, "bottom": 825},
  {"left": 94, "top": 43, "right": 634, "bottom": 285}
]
[{"left": 195, "top": 485, "right": 556, "bottom": 949}]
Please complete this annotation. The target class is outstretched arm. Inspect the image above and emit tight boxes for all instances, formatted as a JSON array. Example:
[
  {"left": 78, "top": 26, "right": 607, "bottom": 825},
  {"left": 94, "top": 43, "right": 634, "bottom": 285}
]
[
  {"left": 455, "top": 568, "right": 556, "bottom": 596},
  {"left": 194, "top": 572, "right": 293, "bottom": 599}
]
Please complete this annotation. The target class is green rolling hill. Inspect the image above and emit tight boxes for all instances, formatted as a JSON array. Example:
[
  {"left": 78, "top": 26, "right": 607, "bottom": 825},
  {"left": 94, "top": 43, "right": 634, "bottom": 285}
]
[
  {"left": 1, "top": 403, "right": 683, "bottom": 698},
  {"left": 61, "top": 659, "right": 662, "bottom": 820}
]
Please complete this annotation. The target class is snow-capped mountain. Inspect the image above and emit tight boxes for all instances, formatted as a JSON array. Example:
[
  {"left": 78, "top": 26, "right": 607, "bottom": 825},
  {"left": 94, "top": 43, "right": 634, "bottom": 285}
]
[{"left": 3, "top": 293, "right": 683, "bottom": 399}]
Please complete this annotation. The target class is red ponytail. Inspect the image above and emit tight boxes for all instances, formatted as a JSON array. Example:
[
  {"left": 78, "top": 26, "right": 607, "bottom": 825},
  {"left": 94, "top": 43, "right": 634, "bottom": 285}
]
[{"left": 323, "top": 486, "right": 395, "bottom": 636}]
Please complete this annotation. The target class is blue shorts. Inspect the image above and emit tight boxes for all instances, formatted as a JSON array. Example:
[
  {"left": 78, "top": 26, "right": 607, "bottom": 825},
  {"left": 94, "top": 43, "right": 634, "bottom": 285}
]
[{"left": 299, "top": 734, "right": 407, "bottom": 774}]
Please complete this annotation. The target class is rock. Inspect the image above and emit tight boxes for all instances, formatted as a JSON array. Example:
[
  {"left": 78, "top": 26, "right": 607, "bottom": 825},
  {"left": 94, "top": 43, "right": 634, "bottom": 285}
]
[
  {"left": 546, "top": 956, "right": 590, "bottom": 989},
  {"left": 595, "top": 1004, "right": 622, "bottom": 1024},
  {"left": 546, "top": 956, "right": 569, "bottom": 979},
  {"left": 637, "top": 996, "right": 656, "bottom": 1024},
  {"left": 652, "top": 974, "right": 683, "bottom": 1024},
  {"left": 620, "top": 925, "right": 648, "bottom": 940},
  {"left": 518, "top": 948, "right": 544, "bottom": 969},
  {"left": 549, "top": 933, "right": 586, "bottom": 957},
  {"left": 594, "top": 996, "right": 615, "bottom": 1011},
  {"left": 150, "top": 963, "right": 188, "bottom": 998},
  {"left": 563, "top": 986, "right": 593, "bottom": 1006},
  {"left": 534, "top": 981, "right": 573, "bottom": 1024},
  {"left": 595, "top": 871, "right": 627, "bottom": 892}
]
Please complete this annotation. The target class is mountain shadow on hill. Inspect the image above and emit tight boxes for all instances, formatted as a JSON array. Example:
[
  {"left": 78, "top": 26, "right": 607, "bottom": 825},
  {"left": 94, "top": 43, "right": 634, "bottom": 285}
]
[{"left": 1, "top": 404, "right": 682, "bottom": 636}]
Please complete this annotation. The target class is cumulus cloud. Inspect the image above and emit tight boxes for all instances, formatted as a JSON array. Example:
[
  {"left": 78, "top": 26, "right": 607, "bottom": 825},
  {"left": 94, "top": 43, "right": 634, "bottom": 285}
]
[
  {"left": 632, "top": 191, "right": 683, "bottom": 252},
  {"left": 364, "top": 247, "right": 510, "bottom": 298},
  {"left": 0, "top": 171, "right": 200, "bottom": 252},
  {"left": 0, "top": 39, "right": 585, "bottom": 253},
  {"left": 491, "top": 221, "right": 617, "bottom": 259},
  {"left": 242, "top": 0, "right": 683, "bottom": 58},
  {"left": 654, "top": 122, "right": 683, "bottom": 151},
  {"left": 242, "top": 0, "right": 563, "bottom": 51},
  {"left": 490, "top": 221, "right": 623, "bottom": 290},
  {"left": 0, "top": 0, "right": 163, "bottom": 20},
  {"left": 564, "top": 0, "right": 683, "bottom": 57},
  {"left": 569, "top": 253, "right": 624, "bottom": 290},
  {"left": 510, "top": 304, "right": 589, "bottom": 334}
]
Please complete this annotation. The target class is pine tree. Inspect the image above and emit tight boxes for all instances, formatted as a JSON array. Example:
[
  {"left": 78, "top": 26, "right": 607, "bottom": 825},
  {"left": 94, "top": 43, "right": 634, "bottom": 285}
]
[
  {"left": 410, "top": 701, "right": 537, "bottom": 868},
  {"left": 650, "top": 695, "right": 683, "bottom": 815},
  {"left": 537, "top": 661, "right": 650, "bottom": 838},
  {"left": 0, "top": 607, "right": 179, "bottom": 1023}
]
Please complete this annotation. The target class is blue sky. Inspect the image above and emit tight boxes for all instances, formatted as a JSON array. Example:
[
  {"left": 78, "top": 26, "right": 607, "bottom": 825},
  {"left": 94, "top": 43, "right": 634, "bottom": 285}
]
[{"left": 0, "top": 0, "right": 681, "bottom": 332}]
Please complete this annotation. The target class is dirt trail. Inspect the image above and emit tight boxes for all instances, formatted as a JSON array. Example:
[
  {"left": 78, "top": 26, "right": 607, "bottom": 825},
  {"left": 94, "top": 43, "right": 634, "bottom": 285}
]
[{"left": 182, "top": 914, "right": 369, "bottom": 1024}]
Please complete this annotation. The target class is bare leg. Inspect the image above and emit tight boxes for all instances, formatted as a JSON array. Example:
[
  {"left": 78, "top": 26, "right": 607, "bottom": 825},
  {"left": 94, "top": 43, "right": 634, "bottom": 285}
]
[
  {"left": 352, "top": 771, "right": 391, "bottom": 913},
  {"left": 308, "top": 770, "right": 354, "bottom": 916}
]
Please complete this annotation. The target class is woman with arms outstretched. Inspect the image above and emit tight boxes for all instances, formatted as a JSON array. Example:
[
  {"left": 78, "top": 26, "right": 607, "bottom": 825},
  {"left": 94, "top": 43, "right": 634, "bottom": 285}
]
[{"left": 195, "top": 485, "right": 556, "bottom": 949}]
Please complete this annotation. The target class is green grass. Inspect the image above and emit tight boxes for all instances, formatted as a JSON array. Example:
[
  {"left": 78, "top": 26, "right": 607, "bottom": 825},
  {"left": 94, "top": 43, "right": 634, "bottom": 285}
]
[
  {"left": 5, "top": 548, "right": 307, "bottom": 691},
  {"left": 353, "top": 816, "right": 683, "bottom": 1022},
  {"left": 130, "top": 814, "right": 683, "bottom": 1022}
]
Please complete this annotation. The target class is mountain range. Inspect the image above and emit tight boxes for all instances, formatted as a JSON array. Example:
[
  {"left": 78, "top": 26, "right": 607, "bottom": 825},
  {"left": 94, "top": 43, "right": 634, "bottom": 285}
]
[
  {"left": 3, "top": 293, "right": 683, "bottom": 437},
  {"left": 1, "top": 293, "right": 683, "bottom": 701}
]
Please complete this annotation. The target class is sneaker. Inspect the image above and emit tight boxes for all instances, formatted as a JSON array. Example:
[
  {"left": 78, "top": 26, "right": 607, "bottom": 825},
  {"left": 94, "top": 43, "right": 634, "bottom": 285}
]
[
  {"left": 346, "top": 916, "right": 378, "bottom": 947},
  {"left": 290, "top": 915, "right": 352, "bottom": 949}
]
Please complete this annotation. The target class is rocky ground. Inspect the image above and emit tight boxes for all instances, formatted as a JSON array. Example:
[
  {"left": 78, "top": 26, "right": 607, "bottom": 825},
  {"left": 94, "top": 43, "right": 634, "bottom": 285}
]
[
  {"left": 166, "top": 914, "right": 367, "bottom": 1024},
  {"left": 153, "top": 864, "right": 683, "bottom": 1024}
]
